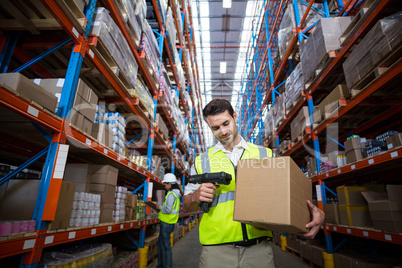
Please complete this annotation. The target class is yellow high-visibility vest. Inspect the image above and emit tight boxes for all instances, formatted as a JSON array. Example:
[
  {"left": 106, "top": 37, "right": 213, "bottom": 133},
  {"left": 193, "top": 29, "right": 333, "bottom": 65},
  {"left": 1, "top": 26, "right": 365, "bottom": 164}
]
[
  {"left": 158, "top": 191, "right": 180, "bottom": 224},
  {"left": 195, "top": 142, "right": 273, "bottom": 245}
]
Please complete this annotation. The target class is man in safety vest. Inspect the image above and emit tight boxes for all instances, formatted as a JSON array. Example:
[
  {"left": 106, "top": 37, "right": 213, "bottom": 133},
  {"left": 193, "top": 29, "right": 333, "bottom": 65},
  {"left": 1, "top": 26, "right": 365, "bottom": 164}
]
[
  {"left": 156, "top": 173, "right": 182, "bottom": 268},
  {"left": 184, "top": 99, "right": 325, "bottom": 268}
]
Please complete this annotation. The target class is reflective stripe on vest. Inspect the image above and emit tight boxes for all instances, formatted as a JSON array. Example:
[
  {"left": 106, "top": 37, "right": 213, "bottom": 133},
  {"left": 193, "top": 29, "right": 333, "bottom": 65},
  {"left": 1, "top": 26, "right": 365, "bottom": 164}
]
[
  {"left": 158, "top": 191, "right": 180, "bottom": 224},
  {"left": 195, "top": 142, "right": 273, "bottom": 245}
]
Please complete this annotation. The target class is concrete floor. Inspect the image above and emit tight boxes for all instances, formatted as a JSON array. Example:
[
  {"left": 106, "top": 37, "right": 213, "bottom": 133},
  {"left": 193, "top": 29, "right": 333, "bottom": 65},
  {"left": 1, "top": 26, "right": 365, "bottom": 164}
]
[{"left": 149, "top": 225, "right": 309, "bottom": 268}]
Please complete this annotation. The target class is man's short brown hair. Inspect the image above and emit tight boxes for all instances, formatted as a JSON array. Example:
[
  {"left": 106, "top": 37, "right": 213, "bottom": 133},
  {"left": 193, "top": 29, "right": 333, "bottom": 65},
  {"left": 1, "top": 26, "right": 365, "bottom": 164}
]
[{"left": 203, "top": 99, "right": 234, "bottom": 121}]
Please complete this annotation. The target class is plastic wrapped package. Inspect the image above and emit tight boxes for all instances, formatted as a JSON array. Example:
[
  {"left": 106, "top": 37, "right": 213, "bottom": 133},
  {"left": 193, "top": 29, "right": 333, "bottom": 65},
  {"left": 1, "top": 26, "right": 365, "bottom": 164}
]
[
  {"left": 273, "top": 93, "right": 285, "bottom": 128},
  {"left": 117, "top": 0, "right": 142, "bottom": 45},
  {"left": 277, "top": 2, "right": 323, "bottom": 59},
  {"left": 175, "top": 2, "right": 183, "bottom": 44},
  {"left": 300, "top": 17, "right": 352, "bottom": 84},
  {"left": 90, "top": 8, "right": 139, "bottom": 88},
  {"left": 132, "top": 76, "right": 154, "bottom": 116},
  {"left": 39, "top": 243, "right": 113, "bottom": 267},
  {"left": 158, "top": 0, "right": 168, "bottom": 23},
  {"left": 264, "top": 108, "right": 274, "bottom": 139},
  {"left": 140, "top": 21, "right": 161, "bottom": 78},
  {"left": 285, "top": 63, "right": 304, "bottom": 110},
  {"left": 112, "top": 250, "right": 139, "bottom": 268},
  {"left": 183, "top": 91, "right": 193, "bottom": 113},
  {"left": 343, "top": 16, "right": 402, "bottom": 89},
  {"left": 166, "top": 7, "right": 177, "bottom": 50},
  {"left": 160, "top": 64, "right": 173, "bottom": 107}
]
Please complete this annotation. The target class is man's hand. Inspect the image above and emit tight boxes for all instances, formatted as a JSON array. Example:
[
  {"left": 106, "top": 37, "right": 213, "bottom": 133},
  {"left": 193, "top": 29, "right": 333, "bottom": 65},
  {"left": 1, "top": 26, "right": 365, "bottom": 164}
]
[
  {"left": 302, "top": 200, "right": 325, "bottom": 239},
  {"left": 192, "top": 183, "right": 219, "bottom": 203}
]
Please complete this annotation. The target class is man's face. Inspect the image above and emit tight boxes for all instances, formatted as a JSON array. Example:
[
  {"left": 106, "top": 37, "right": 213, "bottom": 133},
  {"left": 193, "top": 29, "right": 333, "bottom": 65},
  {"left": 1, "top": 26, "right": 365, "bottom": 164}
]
[{"left": 206, "top": 110, "right": 238, "bottom": 146}]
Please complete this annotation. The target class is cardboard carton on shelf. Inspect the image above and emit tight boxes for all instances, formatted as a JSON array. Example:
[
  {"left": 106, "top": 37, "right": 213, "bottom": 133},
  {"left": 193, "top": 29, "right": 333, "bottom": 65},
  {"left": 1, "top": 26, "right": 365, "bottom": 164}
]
[
  {"left": 90, "top": 165, "right": 118, "bottom": 186},
  {"left": 63, "top": 163, "right": 92, "bottom": 192},
  {"left": 234, "top": 157, "right": 312, "bottom": 234},
  {"left": 100, "top": 203, "right": 114, "bottom": 223},
  {"left": 89, "top": 183, "right": 116, "bottom": 204},
  {"left": 0, "top": 180, "right": 75, "bottom": 230},
  {"left": 0, "top": 73, "right": 58, "bottom": 112},
  {"left": 323, "top": 204, "right": 341, "bottom": 224},
  {"left": 91, "top": 123, "right": 113, "bottom": 148},
  {"left": 361, "top": 185, "right": 402, "bottom": 233},
  {"left": 339, "top": 205, "right": 372, "bottom": 228},
  {"left": 386, "top": 133, "right": 402, "bottom": 150},
  {"left": 337, "top": 185, "right": 384, "bottom": 206}
]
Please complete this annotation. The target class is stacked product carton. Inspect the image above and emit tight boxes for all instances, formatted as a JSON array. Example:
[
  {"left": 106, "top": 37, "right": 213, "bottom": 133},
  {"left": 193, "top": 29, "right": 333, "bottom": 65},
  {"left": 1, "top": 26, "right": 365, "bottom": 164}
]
[
  {"left": 285, "top": 64, "right": 304, "bottom": 111},
  {"left": 114, "top": 186, "right": 127, "bottom": 222},
  {"left": 343, "top": 16, "right": 402, "bottom": 90},
  {"left": 264, "top": 108, "right": 274, "bottom": 139},
  {"left": 70, "top": 192, "right": 101, "bottom": 227},
  {"left": 343, "top": 136, "right": 367, "bottom": 164},
  {"left": 33, "top": 78, "right": 98, "bottom": 135},
  {"left": 300, "top": 17, "right": 352, "bottom": 84},
  {"left": 125, "top": 193, "right": 137, "bottom": 221},
  {"left": 290, "top": 106, "right": 310, "bottom": 141},
  {"left": 90, "top": 8, "right": 139, "bottom": 88}
]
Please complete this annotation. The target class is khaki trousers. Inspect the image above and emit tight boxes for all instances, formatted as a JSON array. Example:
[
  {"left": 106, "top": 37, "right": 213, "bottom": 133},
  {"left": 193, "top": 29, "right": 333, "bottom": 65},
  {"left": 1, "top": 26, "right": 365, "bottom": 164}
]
[{"left": 199, "top": 240, "right": 275, "bottom": 268}]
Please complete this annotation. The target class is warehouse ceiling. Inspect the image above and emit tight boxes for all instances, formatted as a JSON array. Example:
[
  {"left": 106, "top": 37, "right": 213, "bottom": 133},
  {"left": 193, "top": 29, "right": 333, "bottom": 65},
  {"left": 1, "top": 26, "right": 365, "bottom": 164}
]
[{"left": 191, "top": 0, "right": 266, "bottom": 146}]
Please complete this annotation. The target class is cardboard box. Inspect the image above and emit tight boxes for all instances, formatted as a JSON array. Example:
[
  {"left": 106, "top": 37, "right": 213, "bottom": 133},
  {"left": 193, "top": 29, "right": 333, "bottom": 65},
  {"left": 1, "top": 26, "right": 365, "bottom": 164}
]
[
  {"left": 344, "top": 137, "right": 366, "bottom": 152},
  {"left": 0, "top": 73, "right": 58, "bottom": 112},
  {"left": 100, "top": 203, "right": 114, "bottom": 223},
  {"left": 0, "top": 180, "right": 75, "bottom": 230},
  {"left": 91, "top": 123, "right": 113, "bottom": 147},
  {"left": 47, "top": 182, "right": 76, "bottom": 230},
  {"left": 310, "top": 245, "right": 325, "bottom": 267},
  {"left": 233, "top": 157, "right": 312, "bottom": 234},
  {"left": 323, "top": 204, "right": 341, "bottom": 224},
  {"left": 339, "top": 205, "right": 372, "bottom": 227},
  {"left": 346, "top": 148, "right": 365, "bottom": 163},
  {"left": 34, "top": 78, "right": 91, "bottom": 101},
  {"left": 82, "top": 117, "right": 93, "bottom": 135},
  {"left": 90, "top": 165, "right": 118, "bottom": 186},
  {"left": 337, "top": 185, "right": 384, "bottom": 206},
  {"left": 386, "top": 133, "right": 402, "bottom": 150},
  {"left": 63, "top": 163, "right": 91, "bottom": 192},
  {"left": 89, "top": 183, "right": 116, "bottom": 204}
]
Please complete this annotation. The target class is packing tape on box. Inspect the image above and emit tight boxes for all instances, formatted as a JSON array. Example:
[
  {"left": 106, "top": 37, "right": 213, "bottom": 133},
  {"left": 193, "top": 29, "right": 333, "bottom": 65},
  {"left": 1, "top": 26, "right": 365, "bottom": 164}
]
[{"left": 339, "top": 206, "right": 369, "bottom": 226}]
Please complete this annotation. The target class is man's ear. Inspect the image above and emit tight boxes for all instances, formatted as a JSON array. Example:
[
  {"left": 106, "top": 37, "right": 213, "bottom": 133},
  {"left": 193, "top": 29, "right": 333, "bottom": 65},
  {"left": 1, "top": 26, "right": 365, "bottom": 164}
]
[{"left": 233, "top": 112, "right": 237, "bottom": 121}]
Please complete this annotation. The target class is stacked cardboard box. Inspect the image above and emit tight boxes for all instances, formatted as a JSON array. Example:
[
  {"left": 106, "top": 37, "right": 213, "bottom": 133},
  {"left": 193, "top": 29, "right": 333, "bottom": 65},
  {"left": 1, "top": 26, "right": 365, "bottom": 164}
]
[
  {"left": 344, "top": 136, "right": 367, "bottom": 164},
  {"left": 323, "top": 203, "right": 341, "bottom": 224},
  {"left": 337, "top": 185, "right": 384, "bottom": 228},
  {"left": 0, "top": 180, "right": 75, "bottom": 230},
  {"left": 277, "top": 1, "right": 323, "bottom": 60},
  {"left": 125, "top": 193, "right": 137, "bottom": 221},
  {"left": 91, "top": 8, "right": 139, "bottom": 87},
  {"left": 290, "top": 106, "right": 310, "bottom": 141},
  {"left": 362, "top": 185, "right": 402, "bottom": 233},
  {"left": 273, "top": 93, "right": 286, "bottom": 129},
  {"left": 312, "top": 84, "right": 350, "bottom": 124},
  {"left": 300, "top": 17, "right": 352, "bottom": 84},
  {"left": 95, "top": 111, "right": 126, "bottom": 155},
  {"left": 87, "top": 165, "right": 119, "bottom": 223},
  {"left": 386, "top": 133, "right": 402, "bottom": 150},
  {"left": 343, "top": 17, "right": 402, "bottom": 90},
  {"left": 264, "top": 108, "right": 274, "bottom": 139},
  {"left": 91, "top": 123, "right": 113, "bottom": 148},
  {"left": 156, "top": 113, "right": 169, "bottom": 140},
  {"left": 284, "top": 64, "right": 304, "bottom": 111},
  {"left": 0, "top": 73, "right": 58, "bottom": 112},
  {"left": 34, "top": 78, "right": 98, "bottom": 135},
  {"left": 304, "top": 155, "right": 317, "bottom": 178}
]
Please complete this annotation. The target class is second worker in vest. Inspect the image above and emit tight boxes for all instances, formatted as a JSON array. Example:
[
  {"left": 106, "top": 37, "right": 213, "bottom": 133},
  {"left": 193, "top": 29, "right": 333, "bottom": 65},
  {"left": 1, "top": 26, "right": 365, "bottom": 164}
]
[
  {"left": 184, "top": 99, "right": 325, "bottom": 268},
  {"left": 155, "top": 173, "right": 182, "bottom": 268}
]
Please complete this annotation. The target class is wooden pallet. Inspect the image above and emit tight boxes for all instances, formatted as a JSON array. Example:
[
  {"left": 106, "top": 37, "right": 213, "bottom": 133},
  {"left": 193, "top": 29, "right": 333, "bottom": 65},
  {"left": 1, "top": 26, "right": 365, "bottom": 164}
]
[
  {"left": 350, "top": 47, "right": 402, "bottom": 97},
  {"left": 305, "top": 51, "right": 338, "bottom": 90},
  {"left": 292, "top": 126, "right": 312, "bottom": 145},
  {"left": 285, "top": 246, "right": 301, "bottom": 258},
  {"left": 339, "top": 0, "right": 382, "bottom": 46}
]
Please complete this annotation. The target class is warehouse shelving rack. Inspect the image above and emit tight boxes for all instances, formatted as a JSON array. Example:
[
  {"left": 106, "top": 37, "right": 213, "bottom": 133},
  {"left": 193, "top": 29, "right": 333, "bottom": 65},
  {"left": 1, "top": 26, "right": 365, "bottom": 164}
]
[
  {"left": 0, "top": 0, "right": 203, "bottom": 266},
  {"left": 237, "top": 0, "right": 401, "bottom": 266}
]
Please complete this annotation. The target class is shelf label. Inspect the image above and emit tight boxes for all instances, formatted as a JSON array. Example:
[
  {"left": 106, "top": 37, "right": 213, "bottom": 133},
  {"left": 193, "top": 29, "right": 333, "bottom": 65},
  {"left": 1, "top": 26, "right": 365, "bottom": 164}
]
[
  {"left": 27, "top": 106, "right": 39, "bottom": 117},
  {"left": 45, "top": 236, "right": 54, "bottom": 245},
  {"left": 104, "top": 149, "right": 108, "bottom": 155},
  {"left": 333, "top": 227, "right": 337, "bottom": 231},
  {"left": 86, "top": 139, "right": 91, "bottom": 146},
  {"left": 368, "top": 159, "right": 374, "bottom": 165},
  {"left": 91, "top": 229, "right": 96, "bottom": 235},
  {"left": 385, "top": 235, "right": 392, "bottom": 241},
  {"left": 347, "top": 229, "right": 351, "bottom": 234},
  {"left": 108, "top": 226, "right": 112, "bottom": 232},
  {"left": 363, "top": 231, "right": 369, "bottom": 237},
  {"left": 337, "top": 169, "right": 341, "bottom": 174},
  {"left": 351, "top": 165, "right": 356, "bottom": 170},
  {"left": 130, "top": 223, "right": 133, "bottom": 227},
  {"left": 118, "top": 156, "right": 121, "bottom": 161},
  {"left": 326, "top": 173, "right": 329, "bottom": 177},
  {"left": 23, "top": 239, "right": 35, "bottom": 250},
  {"left": 68, "top": 232, "right": 76, "bottom": 239},
  {"left": 72, "top": 27, "right": 79, "bottom": 38},
  {"left": 120, "top": 224, "right": 124, "bottom": 229},
  {"left": 316, "top": 185, "right": 322, "bottom": 201},
  {"left": 89, "top": 49, "right": 94, "bottom": 58},
  {"left": 128, "top": 162, "right": 132, "bottom": 167},
  {"left": 326, "top": 226, "right": 329, "bottom": 230},
  {"left": 391, "top": 152, "right": 398, "bottom": 158}
]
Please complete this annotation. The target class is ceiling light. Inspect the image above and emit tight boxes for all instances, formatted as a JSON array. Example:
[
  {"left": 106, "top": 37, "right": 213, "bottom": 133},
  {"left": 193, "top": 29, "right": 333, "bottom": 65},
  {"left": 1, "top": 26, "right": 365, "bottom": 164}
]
[
  {"left": 220, "top": 62, "right": 227, "bottom": 73},
  {"left": 223, "top": 0, "right": 232, "bottom": 8}
]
